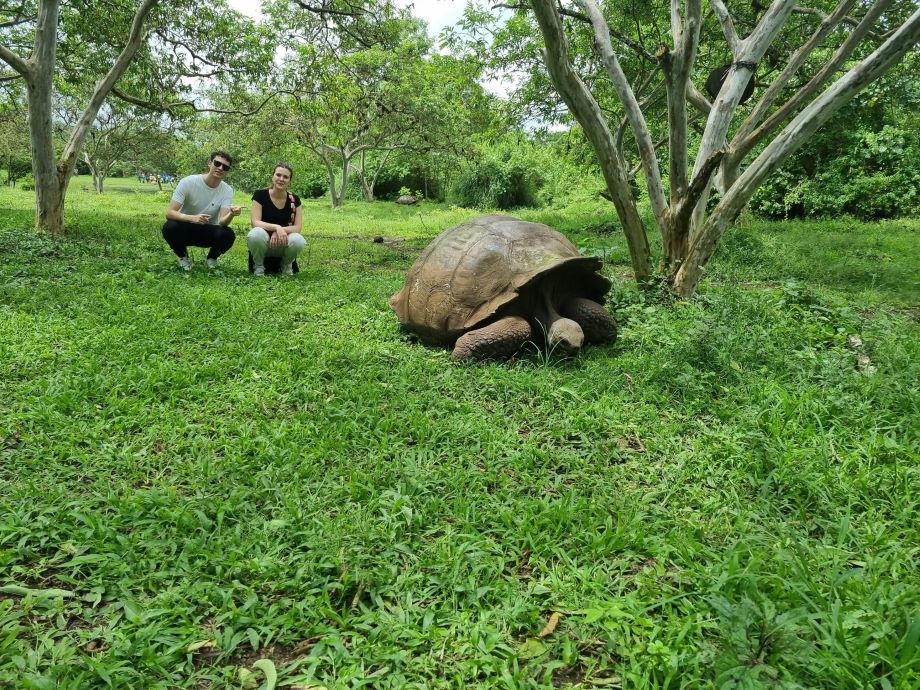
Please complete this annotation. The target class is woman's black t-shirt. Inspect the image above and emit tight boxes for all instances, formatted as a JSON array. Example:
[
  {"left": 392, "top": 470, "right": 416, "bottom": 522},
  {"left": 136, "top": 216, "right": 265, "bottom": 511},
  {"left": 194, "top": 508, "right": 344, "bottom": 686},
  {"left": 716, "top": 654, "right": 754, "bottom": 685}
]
[{"left": 252, "top": 188, "right": 301, "bottom": 226}]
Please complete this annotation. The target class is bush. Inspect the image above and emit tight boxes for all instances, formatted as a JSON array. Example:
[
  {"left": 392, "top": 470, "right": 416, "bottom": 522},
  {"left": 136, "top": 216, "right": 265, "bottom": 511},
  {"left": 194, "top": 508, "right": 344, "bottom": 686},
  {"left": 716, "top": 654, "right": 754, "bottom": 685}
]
[
  {"left": 19, "top": 174, "right": 35, "bottom": 191},
  {"left": 448, "top": 154, "right": 537, "bottom": 210},
  {"left": 750, "top": 102, "right": 920, "bottom": 220}
]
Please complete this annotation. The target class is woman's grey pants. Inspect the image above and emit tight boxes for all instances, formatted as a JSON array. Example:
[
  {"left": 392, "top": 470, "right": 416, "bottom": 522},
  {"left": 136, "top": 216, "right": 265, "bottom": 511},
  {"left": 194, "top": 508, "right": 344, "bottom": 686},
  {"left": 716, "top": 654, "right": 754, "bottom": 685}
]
[{"left": 247, "top": 227, "right": 306, "bottom": 268}]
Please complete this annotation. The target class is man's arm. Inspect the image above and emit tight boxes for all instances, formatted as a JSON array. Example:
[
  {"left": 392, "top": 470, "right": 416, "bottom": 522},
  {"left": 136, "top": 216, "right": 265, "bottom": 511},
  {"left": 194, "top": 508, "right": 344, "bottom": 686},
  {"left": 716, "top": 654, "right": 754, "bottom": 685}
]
[
  {"left": 217, "top": 205, "right": 242, "bottom": 226},
  {"left": 166, "top": 200, "right": 209, "bottom": 224}
]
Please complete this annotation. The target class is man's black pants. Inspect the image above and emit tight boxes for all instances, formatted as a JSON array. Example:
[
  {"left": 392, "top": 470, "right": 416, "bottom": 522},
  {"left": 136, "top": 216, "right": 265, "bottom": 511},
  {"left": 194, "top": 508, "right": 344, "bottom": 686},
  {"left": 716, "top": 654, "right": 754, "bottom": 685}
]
[{"left": 162, "top": 220, "right": 236, "bottom": 260}]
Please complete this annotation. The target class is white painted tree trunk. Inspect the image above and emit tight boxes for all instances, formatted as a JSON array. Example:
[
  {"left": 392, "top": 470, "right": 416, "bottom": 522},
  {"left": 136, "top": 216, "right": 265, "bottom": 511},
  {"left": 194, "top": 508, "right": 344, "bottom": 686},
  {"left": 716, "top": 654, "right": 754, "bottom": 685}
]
[
  {"left": 0, "top": 0, "right": 159, "bottom": 233},
  {"left": 527, "top": 0, "right": 920, "bottom": 295}
]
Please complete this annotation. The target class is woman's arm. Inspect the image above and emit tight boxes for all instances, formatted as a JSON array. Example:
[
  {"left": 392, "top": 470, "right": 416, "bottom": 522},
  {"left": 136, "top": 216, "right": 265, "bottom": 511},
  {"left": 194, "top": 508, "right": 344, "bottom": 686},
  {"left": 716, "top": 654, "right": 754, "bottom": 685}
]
[
  {"left": 250, "top": 200, "right": 282, "bottom": 233},
  {"left": 285, "top": 204, "right": 303, "bottom": 234}
]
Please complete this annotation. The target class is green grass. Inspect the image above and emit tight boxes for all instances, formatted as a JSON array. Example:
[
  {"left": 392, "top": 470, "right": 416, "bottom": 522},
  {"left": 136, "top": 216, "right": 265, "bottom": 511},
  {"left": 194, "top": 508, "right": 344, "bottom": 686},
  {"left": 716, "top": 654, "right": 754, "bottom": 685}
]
[{"left": 1, "top": 181, "right": 918, "bottom": 689}]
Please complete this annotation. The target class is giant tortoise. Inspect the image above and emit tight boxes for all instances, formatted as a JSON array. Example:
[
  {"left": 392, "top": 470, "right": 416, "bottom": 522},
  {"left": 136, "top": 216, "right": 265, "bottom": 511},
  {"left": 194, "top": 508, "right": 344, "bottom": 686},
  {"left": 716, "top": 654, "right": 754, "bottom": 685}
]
[{"left": 389, "top": 215, "right": 617, "bottom": 360}]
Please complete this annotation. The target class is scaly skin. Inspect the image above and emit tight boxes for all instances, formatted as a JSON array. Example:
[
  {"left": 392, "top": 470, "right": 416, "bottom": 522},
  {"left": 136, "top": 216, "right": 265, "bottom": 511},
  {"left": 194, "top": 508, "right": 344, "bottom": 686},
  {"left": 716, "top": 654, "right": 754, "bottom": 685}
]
[
  {"left": 561, "top": 298, "right": 618, "bottom": 344},
  {"left": 452, "top": 316, "right": 533, "bottom": 361}
]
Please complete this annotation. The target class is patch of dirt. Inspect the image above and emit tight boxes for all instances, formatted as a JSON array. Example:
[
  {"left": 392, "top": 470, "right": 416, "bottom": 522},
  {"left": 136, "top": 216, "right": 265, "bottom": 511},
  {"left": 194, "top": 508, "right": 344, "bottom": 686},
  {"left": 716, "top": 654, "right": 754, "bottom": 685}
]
[
  {"left": 552, "top": 662, "right": 588, "bottom": 688},
  {"left": 628, "top": 557, "right": 657, "bottom": 576},
  {"left": 229, "top": 636, "right": 324, "bottom": 670}
]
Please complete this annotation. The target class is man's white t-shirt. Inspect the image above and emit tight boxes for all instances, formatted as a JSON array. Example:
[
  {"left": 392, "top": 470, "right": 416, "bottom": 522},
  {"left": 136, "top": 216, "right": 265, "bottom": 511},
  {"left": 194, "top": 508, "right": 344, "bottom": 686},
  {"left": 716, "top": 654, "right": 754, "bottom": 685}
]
[{"left": 171, "top": 174, "right": 233, "bottom": 225}]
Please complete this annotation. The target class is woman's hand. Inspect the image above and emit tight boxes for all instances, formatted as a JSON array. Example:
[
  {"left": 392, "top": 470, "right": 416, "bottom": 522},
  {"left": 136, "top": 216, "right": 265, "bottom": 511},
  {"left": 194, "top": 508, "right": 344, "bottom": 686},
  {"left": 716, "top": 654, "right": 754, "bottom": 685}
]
[{"left": 269, "top": 227, "right": 289, "bottom": 248}]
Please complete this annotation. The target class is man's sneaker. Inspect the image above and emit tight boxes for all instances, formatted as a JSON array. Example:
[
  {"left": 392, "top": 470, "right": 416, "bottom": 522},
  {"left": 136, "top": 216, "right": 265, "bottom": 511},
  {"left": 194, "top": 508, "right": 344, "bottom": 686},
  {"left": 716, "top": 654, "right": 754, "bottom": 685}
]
[
  {"left": 178, "top": 256, "right": 193, "bottom": 271},
  {"left": 253, "top": 265, "right": 265, "bottom": 277},
  {"left": 206, "top": 257, "right": 219, "bottom": 270},
  {"left": 281, "top": 261, "right": 294, "bottom": 276}
]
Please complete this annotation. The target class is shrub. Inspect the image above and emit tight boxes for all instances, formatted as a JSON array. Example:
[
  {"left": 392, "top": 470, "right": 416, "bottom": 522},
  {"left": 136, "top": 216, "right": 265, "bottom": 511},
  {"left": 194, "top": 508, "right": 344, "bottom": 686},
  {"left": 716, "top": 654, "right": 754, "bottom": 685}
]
[
  {"left": 750, "top": 102, "right": 920, "bottom": 220},
  {"left": 448, "top": 154, "right": 537, "bottom": 210}
]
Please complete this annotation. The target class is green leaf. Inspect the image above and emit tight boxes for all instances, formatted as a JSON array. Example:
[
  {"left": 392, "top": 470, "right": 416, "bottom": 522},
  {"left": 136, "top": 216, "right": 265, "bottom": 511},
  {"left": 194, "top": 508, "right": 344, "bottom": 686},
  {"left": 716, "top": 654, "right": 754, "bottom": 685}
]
[
  {"left": 900, "top": 613, "right": 920, "bottom": 667},
  {"left": 517, "top": 637, "right": 548, "bottom": 660},
  {"left": 253, "top": 659, "right": 278, "bottom": 690}
]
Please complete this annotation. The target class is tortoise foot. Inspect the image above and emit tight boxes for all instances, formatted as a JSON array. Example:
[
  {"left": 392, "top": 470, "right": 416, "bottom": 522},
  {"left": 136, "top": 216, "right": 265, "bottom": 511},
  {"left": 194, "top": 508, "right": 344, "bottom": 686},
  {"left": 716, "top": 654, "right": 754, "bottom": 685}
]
[
  {"left": 562, "top": 298, "right": 617, "bottom": 344},
  {"left": 452, "top": 316, "right": 533, "bottom": 361}
]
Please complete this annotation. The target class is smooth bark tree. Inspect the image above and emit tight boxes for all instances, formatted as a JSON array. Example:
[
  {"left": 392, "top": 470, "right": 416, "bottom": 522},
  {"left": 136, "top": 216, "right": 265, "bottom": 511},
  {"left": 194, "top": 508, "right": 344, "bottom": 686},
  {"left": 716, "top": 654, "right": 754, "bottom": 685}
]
[
  {"left": 1, "top": 0, "right": 160, "bottom": 233},
  {"left": 58, "top": 101, "right": 165, "bottom": 194},
  {"left": 518, "top": 0, "right": 920, "bottom": 295},
  {"left": 0, "top": 0, "right": 265, "bottom": 233},
  {"left": 276, "top": 1, "right": 484, "bottom": 207}
]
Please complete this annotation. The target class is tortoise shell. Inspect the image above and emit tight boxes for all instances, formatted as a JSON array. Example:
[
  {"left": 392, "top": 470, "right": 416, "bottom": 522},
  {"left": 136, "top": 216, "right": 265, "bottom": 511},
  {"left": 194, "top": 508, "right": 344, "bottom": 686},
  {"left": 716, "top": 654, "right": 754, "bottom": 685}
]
[{"left": 389, "top": 214, "right": 611, "bottom": 346}]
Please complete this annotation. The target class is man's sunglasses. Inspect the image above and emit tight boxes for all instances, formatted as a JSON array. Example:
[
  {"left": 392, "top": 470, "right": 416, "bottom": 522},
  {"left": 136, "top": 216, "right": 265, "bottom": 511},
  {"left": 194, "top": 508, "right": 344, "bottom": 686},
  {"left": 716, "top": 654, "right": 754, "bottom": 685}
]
[{"left": 212, "top": 160, "right": 231, "bottom": 171}]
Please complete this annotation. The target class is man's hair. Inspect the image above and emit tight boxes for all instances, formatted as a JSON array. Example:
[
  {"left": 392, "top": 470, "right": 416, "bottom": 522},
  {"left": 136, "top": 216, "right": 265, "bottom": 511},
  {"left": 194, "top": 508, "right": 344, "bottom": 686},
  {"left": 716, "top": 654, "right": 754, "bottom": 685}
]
[
  {"left": 209, "top": 150, "right": 233, "bottom": 166},
  {"left": 274, "top": 161, "right": 294, "bottom": 178}
]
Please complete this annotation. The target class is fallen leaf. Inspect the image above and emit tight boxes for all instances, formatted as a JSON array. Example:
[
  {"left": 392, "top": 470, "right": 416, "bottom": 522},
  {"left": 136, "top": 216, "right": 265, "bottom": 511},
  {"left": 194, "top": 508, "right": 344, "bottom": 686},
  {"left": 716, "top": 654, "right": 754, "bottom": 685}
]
[
  {"left": 187, "top": 639, "right": 217, "bottom": 652},
  {"left": 518, "top": 637, "right": 548, "bottom": 659},
  {"left": 847, "top": 334, "right": 864, "bottom": 349},
  {"left": 83, "top": 639, "right": 107, "bottom": 653},
  {"left": 539, "top": 612, "right": 561, "bottom": 637},
  {"left": 856, "top": 353, "right": 877, "bottom": 374}
]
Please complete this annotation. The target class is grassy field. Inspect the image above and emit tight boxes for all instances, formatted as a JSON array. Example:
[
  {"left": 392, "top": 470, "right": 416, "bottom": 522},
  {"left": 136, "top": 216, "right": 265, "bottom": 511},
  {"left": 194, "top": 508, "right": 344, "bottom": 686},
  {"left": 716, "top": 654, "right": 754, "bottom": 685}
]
[{"left": 1, "top": 178, "right": 918, "bottom": 689}]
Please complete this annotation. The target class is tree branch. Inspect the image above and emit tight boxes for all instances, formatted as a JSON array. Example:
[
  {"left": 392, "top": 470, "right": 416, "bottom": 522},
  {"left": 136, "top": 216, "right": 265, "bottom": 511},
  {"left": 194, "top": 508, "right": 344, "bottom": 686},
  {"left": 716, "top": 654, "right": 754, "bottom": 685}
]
[
  {"left": 576, "top": 0, "right": 668, "bottom": 229},
  {"left": 294, "top": 0, "right": 366, "bottom": 18},
  {"left": 731, "top": 0, "right": 893, "bottom": 161},
  {"left": 112, "top": 87, "right": 298, "bottom": 115},
  {"left": 528, "top": 0, "right": 652, "bottom": 282},
  {"left": 675, "top": 148, "right": 724, "bottom": 228},
  {"left": 709, "top": 0, "right": 740, "bottom": 55},
  {"left": 675, "top": 5, "right": 920, "bottom": 296},
  {"left": 0, "top": 43, "right": 31, "bottom": 77},
  {"left": 61, "top": 0, "right": 160, "bottom": 166},
  {"left": 494, "top": 2, "right": 658, "bottom": 63}
]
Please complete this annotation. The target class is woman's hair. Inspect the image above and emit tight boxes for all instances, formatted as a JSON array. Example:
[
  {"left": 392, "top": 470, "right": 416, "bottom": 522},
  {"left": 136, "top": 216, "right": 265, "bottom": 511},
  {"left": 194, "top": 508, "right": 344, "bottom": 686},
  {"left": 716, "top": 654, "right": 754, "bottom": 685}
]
[{"left": 273, "top": 162, "right": 294, "bottom": 179}]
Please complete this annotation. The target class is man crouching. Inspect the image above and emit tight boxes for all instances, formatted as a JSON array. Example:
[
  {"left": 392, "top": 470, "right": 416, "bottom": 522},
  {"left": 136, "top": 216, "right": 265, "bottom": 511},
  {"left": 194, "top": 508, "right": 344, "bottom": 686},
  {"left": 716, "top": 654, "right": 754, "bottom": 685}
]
[{"left": 162, "top": 150, "right": 242, "bottom": 271}]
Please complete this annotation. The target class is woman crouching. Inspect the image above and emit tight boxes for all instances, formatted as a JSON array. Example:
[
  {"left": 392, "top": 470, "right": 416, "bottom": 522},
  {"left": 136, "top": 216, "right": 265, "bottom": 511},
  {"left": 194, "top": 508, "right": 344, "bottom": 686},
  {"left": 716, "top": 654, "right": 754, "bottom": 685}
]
[{"left": 247, "top": 162, "right": 306, "bottom": 276}]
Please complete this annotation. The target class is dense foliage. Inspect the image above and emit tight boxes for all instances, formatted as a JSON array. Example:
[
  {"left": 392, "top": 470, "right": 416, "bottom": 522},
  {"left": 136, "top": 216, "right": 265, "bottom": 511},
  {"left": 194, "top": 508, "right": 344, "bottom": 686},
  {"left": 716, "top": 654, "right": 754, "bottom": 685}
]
[{"left": 751, "top": 59, "right": 920, "bottom": 220}]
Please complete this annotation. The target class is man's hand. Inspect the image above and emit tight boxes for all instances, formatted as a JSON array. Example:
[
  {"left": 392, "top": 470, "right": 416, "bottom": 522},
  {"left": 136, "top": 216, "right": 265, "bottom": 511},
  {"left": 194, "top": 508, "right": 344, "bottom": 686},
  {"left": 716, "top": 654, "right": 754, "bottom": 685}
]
[
  {"left": 229, "top": 205, "right": 242, "bottom": 217},
  {"left": 189, "top": 213, "right": 210, "bottom": 224}
]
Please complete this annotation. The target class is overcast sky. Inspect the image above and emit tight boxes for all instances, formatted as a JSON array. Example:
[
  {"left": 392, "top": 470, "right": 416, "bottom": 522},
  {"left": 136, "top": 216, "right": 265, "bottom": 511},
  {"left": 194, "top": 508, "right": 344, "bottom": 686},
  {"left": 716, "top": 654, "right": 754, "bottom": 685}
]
[{"left": 225, "top": 0, "right": 468, "bottom": 39}]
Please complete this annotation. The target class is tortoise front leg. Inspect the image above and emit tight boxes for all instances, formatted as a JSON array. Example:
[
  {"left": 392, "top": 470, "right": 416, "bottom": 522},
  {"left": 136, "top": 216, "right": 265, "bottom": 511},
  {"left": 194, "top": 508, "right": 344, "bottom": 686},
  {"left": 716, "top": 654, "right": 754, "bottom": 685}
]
[
  {"left": 561, "top": 298, "right": 617, "bottom": 344},
  {"left": 452, "top": 316, "right": 533, "bottom": 361}
]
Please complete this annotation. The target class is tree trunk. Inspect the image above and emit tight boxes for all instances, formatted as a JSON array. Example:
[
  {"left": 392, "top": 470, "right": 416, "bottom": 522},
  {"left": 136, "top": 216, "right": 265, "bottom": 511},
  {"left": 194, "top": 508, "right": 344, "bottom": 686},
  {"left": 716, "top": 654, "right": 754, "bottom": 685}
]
[
  {"left": 359, "top": 150, "right": 375, "bottom": 201},
  {"left": 25, "top": 0, "right": 67, "bottom": 233},
  {"left": 333, "top": 153, "right": 351, "bottom": 208},
  {"left": 34, "top": 171, "right": 67, "bottom": 235},
  {"left": 317, "top": 151, "right": 339, "bottom": 208},
  {"left": 7, "top": 0, "right": 159, "bottom": 233},
  {"left": 84, "top": 154, "right": 102, "bottom": 193},
  {"left": 530, "top": 0, "right": 653, "bottom": 284}
]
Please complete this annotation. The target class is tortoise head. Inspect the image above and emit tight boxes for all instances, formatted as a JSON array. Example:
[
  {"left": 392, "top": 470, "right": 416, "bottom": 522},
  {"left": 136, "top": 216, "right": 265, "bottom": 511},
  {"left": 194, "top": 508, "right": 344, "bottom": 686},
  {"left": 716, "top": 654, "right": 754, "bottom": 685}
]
[
  {"left": 547, "top": 317, "right": 585, "bottom": 353},
  {"left": 533, "top": 274, "right": 586, "bottom": 353}
]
